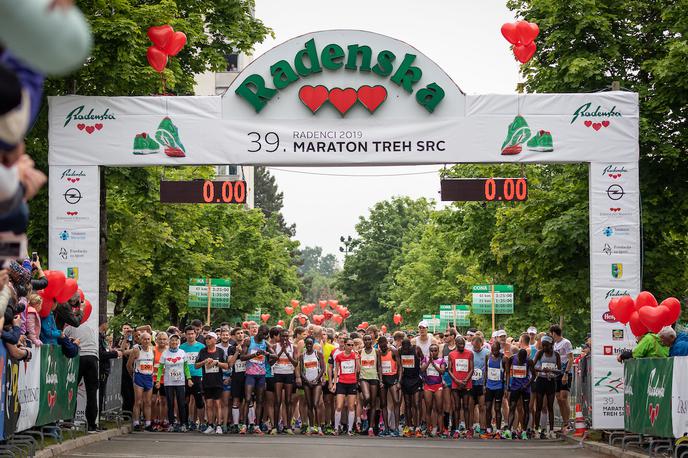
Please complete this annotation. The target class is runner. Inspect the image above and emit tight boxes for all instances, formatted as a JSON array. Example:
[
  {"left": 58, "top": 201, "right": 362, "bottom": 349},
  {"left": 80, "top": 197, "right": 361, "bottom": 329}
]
[
  {"left": 448, "top": 336, "right": 473, "bottom": 438},
  {"left": 420, "top": 343, "right": 446, "bottom": 437},
  {"left": 127, "top": 332, "right": 155, "bottom": 431},
  {"left": 412, "top": 320, "right": 434, "bottom": 358},
  {"left": 358, "top": 334, "right": 380, "bottom": 436},
  {"left": 331, "top": 337, "right": 358, "bottom": 436},
  {"left": 195, "top": 332, "right": 229, "bottom": 434},
  {"left": 505, "top": 348, "right": 534, "bottom": 439},
  {"left": 296, "top": 336, "right": 325, "bottom": 435},
  {"left": 483, "top": 341, "right": 506, "bottom": 438},
  {"left": 264, "top": 327, "right": 280, "bottom": 434},
  {"left": 218, "top": 328, "right": 238, "bottom": 432},
  {"left": 151, "top": 331, "right": 169, "bottom": 431},
  {"left": 156, "top": 333, "right": 192, "bottom": 432},
  {"left": 441, "top": 329, "right": 457, "bottom": 433},
  {"left": 470, "top": 335, "right": 489, "bottom": 434},
  {"left": 533, "top": 335, "right": 561, "bottom": 439},
  {"left": 241, "top": 324, "right": 273, "bottom": 435},
  {"left": 322, "top": 329, "right": 337, "bottom": 434},
  {"left": 180, "top": 326, "right": 205, "bottom": 431},
  {"left": 550, "top": 324, "right": 573, "bottom": 433},
  {"left": 399, "top": 337, "right": 423, "bottom": 437},
  {"left": 377, "top": 335, "right": 401, "bottom": 436},
  {"left": 273, "top": 328, "right": 298, "bottom": 434}
]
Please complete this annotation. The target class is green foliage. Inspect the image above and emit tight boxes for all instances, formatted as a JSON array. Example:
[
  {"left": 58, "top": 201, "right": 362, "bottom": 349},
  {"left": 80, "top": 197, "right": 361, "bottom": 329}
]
[
  {"left": 254, "top": 166, "right": 295, "bottom": 237},
  {"left": 298, "top": 246, "right": 341, "bottom": 304}
]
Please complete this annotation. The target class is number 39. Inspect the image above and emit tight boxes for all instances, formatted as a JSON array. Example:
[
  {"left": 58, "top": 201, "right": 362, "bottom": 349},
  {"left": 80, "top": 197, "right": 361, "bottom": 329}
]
[{"left": 248, "top": 132, "right": 280, "bottom": 152}]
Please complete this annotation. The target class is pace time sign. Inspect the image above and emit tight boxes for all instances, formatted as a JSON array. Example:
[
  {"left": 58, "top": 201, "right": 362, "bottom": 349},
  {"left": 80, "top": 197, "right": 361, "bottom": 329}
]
[{"left": 440, "top": 178, "right": 528, "bottom": 202}]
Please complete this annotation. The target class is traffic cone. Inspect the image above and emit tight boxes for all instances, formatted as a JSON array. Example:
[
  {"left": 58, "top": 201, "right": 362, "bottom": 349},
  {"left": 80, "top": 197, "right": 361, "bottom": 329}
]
[{"left": 573, "top": 403, "right": 587, "bottom": 437}]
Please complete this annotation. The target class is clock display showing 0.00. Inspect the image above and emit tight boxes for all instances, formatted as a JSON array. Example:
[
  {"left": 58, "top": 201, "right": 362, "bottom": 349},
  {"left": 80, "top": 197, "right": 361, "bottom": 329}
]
[
  {"left": 159, "top": 180, "right": 246, "bottom": 204},
  {"left": 202, "top": 180, "right": 246, "bottom": 204},
  {"left": 484, "top": 178, "right": 527, "bottom": 201},
  {"left": 440, "top": 178, "right": 528, "bottom": 202}
]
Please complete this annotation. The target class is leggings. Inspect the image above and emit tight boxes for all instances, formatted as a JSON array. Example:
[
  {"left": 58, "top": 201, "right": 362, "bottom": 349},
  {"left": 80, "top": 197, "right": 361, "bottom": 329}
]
[{"left": 166, "top": 385, "right": 187, "bottom": 425}]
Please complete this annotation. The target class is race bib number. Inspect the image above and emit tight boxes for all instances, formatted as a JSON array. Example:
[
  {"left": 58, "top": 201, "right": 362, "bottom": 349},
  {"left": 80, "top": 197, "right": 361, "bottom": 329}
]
[
  {"left": 138, "top": 363, "right": 153, "bottom": 374},
  {"left": 277, "top": 356, "right": 291, "bottom": 366},
  {"left": 361, "top": 358, "right": 375, "bottom": 368},
  {"left": 472, "top": 368, "right": 483, "bottom": 380},
  {"left": 401, "top": 355, "right": 415, "bottom": 369},
  {"left": 381, "top": 360, "right": 393, "bottom": 375},
  {"left": 542, "top": 362, "right": 557, "bottom": 371},
  {"left": 304, "top": 360, "right": 318, "bottom": 369},
  {"left": 168, "top": 368, "right": 184, "bottom": 383},
  {"left": 252, "top": 354, "right": 265, "bottom": 364},
  {"left": 454, "top": 358, "right": 469, "bottom": 373},
  {"left": 185, "top": 353, "right": 198, "bottom": 365},
  {"left": 426, "top": 364, "right": 439, "bottom": 377},
  {"left": 234, "top": 360, "right": 246, "bottom": 372},
  {"left": 512, "top": 365, "right": 527, "bottom": 378},
  {"left": 341, "top": 360, "right": 355, "bottom": 375},
  {"left": 487, "top": 367, "right": 501, "bottom": 381},
  {"left": 206, "top": 365, "right": 220, "bottom": 374}
]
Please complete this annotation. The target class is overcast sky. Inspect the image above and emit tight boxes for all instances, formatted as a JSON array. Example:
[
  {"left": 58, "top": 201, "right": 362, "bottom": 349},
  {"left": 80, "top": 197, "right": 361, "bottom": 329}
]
[{"left": 251, "top": 0, "right": 521, "bottom": 260}]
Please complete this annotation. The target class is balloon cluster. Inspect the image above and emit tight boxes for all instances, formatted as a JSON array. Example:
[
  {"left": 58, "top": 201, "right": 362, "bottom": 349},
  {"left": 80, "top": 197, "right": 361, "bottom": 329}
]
[
  {"left": 608, "top": 291, "right": 681, "bottom": 336},
  {"left": 501, "top": 20, "right": 539, "bottom": 64},
  {"left": 146, "top": 25, "right": 187, "bottom": 73},
  {"left": 37, "top": 270, "right": 92, "bottom": 324},
  {"left": 280, "top": 299, "right": 348, "bottom": 327}
]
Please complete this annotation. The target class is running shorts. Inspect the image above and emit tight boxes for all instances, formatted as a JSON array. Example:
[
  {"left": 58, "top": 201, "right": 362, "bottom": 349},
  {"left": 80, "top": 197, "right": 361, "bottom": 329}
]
[
  {"left": 485, "top": 388, "right": 504, "bottom": 402},
  {"left": 231, "top": 372, "right": 246, "bottom": 399},
  {"left": 223, "top": 377, "right": 232, "bottom": 392},
  {"left": 382, "top": 375, "right": 398, "bottom": 387},
  {"left": 134, "top": 372, "right": 153, "bottom": 391},
  {"left": 470, "top": 384, "right": 484, "bottom": 400},
  {"left": 204, "top": 387, "right": 223, "bottom": 400},
  {"left": 336, "top": 382, "right": 358, "bottom": 396},
  {"left": 509, "top": 388, "right": 530, "bottom": 405},
  {"left": 273, "top": 373, "right": 296, "bottom": 385},
  {"left": 535, "top": 377, "right": 556, "bottom": 395},
  {"left": 245, "top": 374, "right": 267, "bottom": 389},
  {"left": 360, "top": 378, "right": 380, "bottom": 386},
  {"left": 424, "top": 382, "right": 443, "bottom": 392},
  {"left": 555, "top": 373, "right": 571, "bottom": 392},
  {"left": 265, "top": 376, "right": 275, "bottom": 392},
  {"left": 186, "top": 376, "right": 205, "bottom": 409},
  {"left": 401, "top": 377, "right": 423, "bottom": 395}
]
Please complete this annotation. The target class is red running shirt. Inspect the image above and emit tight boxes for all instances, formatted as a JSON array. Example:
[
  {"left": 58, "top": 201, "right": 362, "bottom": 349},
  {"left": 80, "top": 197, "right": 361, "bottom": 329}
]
[
  {"left": 448, "top": 349, "right": 474, "bottom": 389},
  {"left": 335, "top": 351, "right": 358, "bottom": 384}
]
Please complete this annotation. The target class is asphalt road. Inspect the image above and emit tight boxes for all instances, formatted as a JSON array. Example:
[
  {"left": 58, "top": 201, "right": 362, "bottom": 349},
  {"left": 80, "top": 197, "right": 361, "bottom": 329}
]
[{"left": 58, "top": 432, "right": 604, "bottom": 458}]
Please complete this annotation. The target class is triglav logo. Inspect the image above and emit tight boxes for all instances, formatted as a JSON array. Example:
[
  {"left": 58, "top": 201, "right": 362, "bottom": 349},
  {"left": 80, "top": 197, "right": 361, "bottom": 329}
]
[
  {"left": 571, "top": 102, "right": 622, "bottom": 130},
  {"left": 64, "top": 105, "right": 115, "bottom": 134}
]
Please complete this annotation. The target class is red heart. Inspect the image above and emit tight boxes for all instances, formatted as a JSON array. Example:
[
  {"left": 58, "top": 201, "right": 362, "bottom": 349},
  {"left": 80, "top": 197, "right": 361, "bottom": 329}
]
[
  {"left": 261, "top": 313, "right": 270, "bottom": 323},
  {"left": 48, "top": 391, "right": 56, "bottom": 408},
  {"left": 76, "top": 123, "right": 85, "bottom": 131},
  {"left": 68, "top": 388, "right": 73, "bottom": 403},
  {"left": 636, "top": 291, "right": 658, "bottom": 310},
  {"left": 147, "top": 46, "right": 168, "bottom": 73},
  {"left": 328, "top": 88, "right": 358, "bottom": 115},
  {"left": 584, "top": 120, "right": 592, "bottom": 127},
  {"left": 602, "top": 120, "right": 610, "bottom": 127},
  {"left": 85, "top": 125, "right": 95, "bottom": 134},
  {"left": 660, "top": 297, "right": 681, "bottom": 326},
  {"left": 649, "top": 404, "right": 659, "bottom": 426},
  {"left": 95, "top": 123, "right": 103, "bottom": 130},
  {"left": 638, "top": 305, "right": 667, "bottom": 333},
  {"left": 162, "top": 32, "right": 187, "bottom": 56},
  {"left": 513, "top": 42, "right": 536, "bottom": 64},
  {"left": 147, "top": 25, "right": 174, "bottom": 49},
  {"left": 168, "top": 356, "right": 181, "bottom": 363},
  {"left": 592, "top": 123, "right": 602, "bottom": 131},
  {"left": 501, "top": 22, "right": 519, "bottom": 45},
  {"left": 357, "top": 85, "right": 387, "bottom": 113},
  {"left": 298, "top": 85, "right": 329, "bottom": 114},
  {"left": 323, "top": 310, "right": 333, "bottom": 320},
  {"left": 516, "top": 21, "right": 540, "bottom": 45}
]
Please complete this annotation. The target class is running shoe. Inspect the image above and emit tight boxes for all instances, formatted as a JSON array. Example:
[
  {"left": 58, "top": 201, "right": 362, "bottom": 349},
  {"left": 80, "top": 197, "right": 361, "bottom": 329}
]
[
  {"left": 180, "top": 425, "right": 188, "bottom": 433},
  {"left": 216, "top": 425, "right": 223, "bottom": 435},
  {"left": 521, "top": 430, "right": 528, "bottom": 440},
  {"left": 155, "top": 117, "right": 186, "bottom": 157},
  {"left": 452, "top": 430, "right": 460, "bottom": 439},
  {"left": 286, "top": 428, "right": 295, "bottom": 435},
  {"left": 548, "top": 430, "right": 558, "bottom": 440},
  {"left": 526, "top": 130, "right": 554, "bottom": 152},
  {"left": 132, "top": 133, "right": 160, "bottom": 155},
  {"left": 378, "top": 428, "right": 388, "bottom": 437},
  {"left": 369, "top": 428, "right": 375, "bottom": 437},
  {"left": 270, "top": 428, "right": 278, "bottom": 435},
  {"left": 347, "top": 430, "right": 355, "bottom": 436},
  {"left": 239, "top": 424, "right": 247, "bottom": 435},
  {"left": 325, "top": 425, "right": 335, "bottom": 436},
  {"left": 362, "top": 419, "right": 369, "bottom": 432},
  {"left": 294, "top": 419, "right": 302, "bottom": 430},
  {"left": 187, "top": 422, "right": 196, "bottom": 431},
  {"left": 144, "top": 424, "right": 155, "bottom": 432},
  {"left": 466, "top": 429, "right": 474, "bottom": 439},
  {"left": 402, "top": 426, "right": 411, "bottom": 438},
  {"left": 203, "top": 425, "right": 215, "bottom": 434},
  {"left": 415, "top": 429, "right": 423, "bottom": 438},
  {"left": 501, "top": 115, "right": 531, "bottom": 155},
  {"left": 391, "top": 429, "right": 400, "bottom": 437},
  {"left": 318, "top": 428, "right": 325, "bottom": 436},
  {"left": 167, "top": 425, "right": 175, "bottom": 432},
  {"left": 199, "top": 423, "right": 208, "bottom": 432},
  {"left": 501, "top": 429, "right": 511, "bottom": 439},
  {"left": 254, "top": 428, "right": 265, "bottom": 436}
]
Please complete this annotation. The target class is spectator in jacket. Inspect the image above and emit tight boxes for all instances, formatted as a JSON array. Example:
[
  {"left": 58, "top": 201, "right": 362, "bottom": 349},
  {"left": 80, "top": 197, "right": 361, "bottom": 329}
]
[
  {"left": 40, "top": 300, "right": 61, "bottom": 345},
  {"left": 618, "top": 332, "right": 669, "bottom": 362},
  {"left": 54, "top": 292, "right": 83, "bottom": 330},
  {"left": 26, "top": 293, "right": 41, "bottom": 346},
  {"left": 30, "top": 257, "right": 47, "bottom": 291},
  {"left": 99, "top": 321, "right": 121, "bottom": 416},
  {"left": 658, "top": 326, "right": 688, "bottom": 357}
]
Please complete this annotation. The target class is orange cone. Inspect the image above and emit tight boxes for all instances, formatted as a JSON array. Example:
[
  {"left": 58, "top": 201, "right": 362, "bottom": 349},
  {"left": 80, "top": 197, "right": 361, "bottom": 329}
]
[{"left": 573, "top": 403, "right": 587, "bottom": 437}]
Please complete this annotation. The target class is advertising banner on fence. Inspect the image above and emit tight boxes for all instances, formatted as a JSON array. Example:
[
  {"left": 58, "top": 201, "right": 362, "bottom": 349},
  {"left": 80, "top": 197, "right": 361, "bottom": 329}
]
[
  {"left": 0, "top": 344, "right": 6, "bottom": 440},
  {"left": 672, "top": 356, "right": 688, "bottom": 438},
  {"left": 4, "top": 353, "right": 18, "bottom": 438},
  {"left": 15, "top": 352, "right": 41, "bottom": 432},
  {"left": 36, "top": 345, "right": 79, "bottom": 426},
  {"left": 624, "top": 357, "right": 673, "bottom": 437}
]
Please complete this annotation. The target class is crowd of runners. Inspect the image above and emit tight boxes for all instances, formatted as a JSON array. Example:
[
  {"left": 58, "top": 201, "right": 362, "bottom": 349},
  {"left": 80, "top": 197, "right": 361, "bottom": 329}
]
[{"left": 115, "top": 317, "right": 576, "bottom": 440}]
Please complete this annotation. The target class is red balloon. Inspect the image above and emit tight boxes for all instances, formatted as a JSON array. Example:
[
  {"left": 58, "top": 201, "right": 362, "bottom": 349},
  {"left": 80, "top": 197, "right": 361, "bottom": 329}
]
[
  {"left": 332, "top": 315, "right": 343, "bottom": 325},
  {"left": 277, "top": 320, "right": 284, "bottom": 326},
  {"left": 516, "top": 20, "right": 539, "bottom": 45},
  {"left": 37, "top": 290, "right": 54, "bottom": 318},
  {"left": 359, "top": 322, "right": 369, "bottom": 330},
  {"left": 629, "top": 310, "right": 648, "bottom": 337},
  {"left": 393, "top": 313, "right": 402, "bottom": 325},
  {"left": 147, "top": 46, "right": 167, "bottom": 72},
  {"left": 80, "top": 300, "right": 92, "bottom": 324},
  {"left": 638, "top": 305, "right": 669, "bottom": 334},
  {"left": 513, "top": 42, "right": 536, "bottom": 63},
  {"left": 261, "top": 313, "right": 270, "bottom": 323},
  {"left": 301, "top": 305, "right": 310, "bottom": 315},
  {"left": 163, "top": 32, "right": 186, "bottom": 56},
  {"left": 312, "top": 315, "right": 324, "bottom": 325},
  {"left": 659, "top": 297, "right": 681, "bottom": 326},
  {"left": 242, "top": 321, "right": 249, "bottom": 329},
  {"left": 147, "top": 25, "right": 174, "bottom": 49},
  {"left": 635, "top": 291, "right": 658, "bottom": 310},
  {"left": 43, "top": 270, "right": 66, "bottom": 298},
  {"left": 284, "top": 306, "right": 294, "bottom": 316},
  {"left": 610, "top": 295, "right": 635, "bottom": 324},
  {"left": 319, "top": 300, "right": 327, "bottom": 309},
  {"left": 328, "top": 299, "right": 338, "bottom": 308},
  {"left": 323, "top": 310, "right": 333, "bottom": 320},
  {"left": 56, "top": 278, "right": 78, "bottom": 303},
  {"left": 501, "top": 22, "right": 519, "bottom": 45},
  {"left": 290, "top": 299, "right": 300, "bottom": 308},
  {"left": 298, "top": 316, "right": 307, "bottom": 325}
]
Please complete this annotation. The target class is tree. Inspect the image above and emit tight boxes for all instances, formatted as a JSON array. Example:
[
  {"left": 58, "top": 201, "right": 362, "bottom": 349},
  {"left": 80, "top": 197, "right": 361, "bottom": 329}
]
[
  {"left": 254, "top": 166, "right": 295, "bottom": 237},
  {"left": 297, "top": 246, "right": 341, "bottom": 303}
]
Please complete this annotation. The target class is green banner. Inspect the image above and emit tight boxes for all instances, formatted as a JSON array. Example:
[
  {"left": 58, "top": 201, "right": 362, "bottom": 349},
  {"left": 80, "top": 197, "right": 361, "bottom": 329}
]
[
  {"left": 624, "top": 358, "right": 673, "bottom": 437},
  {"left": 36, "top": 345, "right": 79, "bottom": 426}
]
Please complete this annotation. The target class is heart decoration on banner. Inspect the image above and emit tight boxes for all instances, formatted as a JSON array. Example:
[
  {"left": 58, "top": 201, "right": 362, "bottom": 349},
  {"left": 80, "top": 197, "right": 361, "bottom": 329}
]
[
  {"left": 648, "top": 403, "right": 660, "bottom": 426},
  {"left": 328, "top": 88, "right": 358, "bottom": 115},
  {"left": 357, "top": 85, "right": 387, "bottom": 113},
  {"left": 298, "top": 85, "right": 329, "bottom": 113},
  {"left": 501, "top": 20, "right": 539, "bottom": 64},
  {"left": 298, "top": 85, "right": 387, "bottom": 115}
]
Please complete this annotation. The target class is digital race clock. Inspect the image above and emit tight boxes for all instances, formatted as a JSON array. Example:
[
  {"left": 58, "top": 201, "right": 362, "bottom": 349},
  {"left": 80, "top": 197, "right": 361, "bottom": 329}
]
[
  {"left": 440, "top": 178, "right": 528, "bottom": 202},
  {"left": 160, "top": 180, "right": 247, "bottom": 204}
]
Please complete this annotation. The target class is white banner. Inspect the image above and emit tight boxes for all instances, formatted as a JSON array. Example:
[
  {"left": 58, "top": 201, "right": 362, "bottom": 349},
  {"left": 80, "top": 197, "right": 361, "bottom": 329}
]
[
  {"left": 589, "top": 162, "right": 641, "bottom": 428},
  {"left": 48, "top": 165, "right": 99, "bottom": 340},
  {"left": 672, "top": 357, "right": 688, "bottom": 438},
  {"left": 15, "top": 350, "right": 41, "bottom": 431}
]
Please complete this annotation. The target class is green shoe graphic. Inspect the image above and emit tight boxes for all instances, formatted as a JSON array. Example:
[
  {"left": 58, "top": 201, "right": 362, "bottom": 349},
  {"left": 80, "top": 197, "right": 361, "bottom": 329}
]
[
  {"left": 155, "top": 117, "right": 186, "bottom": 157},
  {"left": 501, "top": 115, "right": 531, "bottom": 155},
  {"left": 132, "top": 133, "right": 160, "bottom": 155},
  {"left": 526, "top": 130, "right": 554, "bottom": 152}
]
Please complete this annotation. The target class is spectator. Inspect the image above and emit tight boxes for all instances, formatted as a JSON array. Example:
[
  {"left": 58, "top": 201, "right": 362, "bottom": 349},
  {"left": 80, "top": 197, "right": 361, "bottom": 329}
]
[
  {"left": 54, "top": 292, "right": 83, "bottom": 330},
  {"left": 116, "top": 323, "right": 136, "bottom": 414},
  {"left": 618, "top": 331, "right": 669, "bottom": 362},
  {"left": 39, "top": 299, "right": 61, "bottom": 345},
  {"left": 658, "top": 326, "right": 688, "bottom": 357},
  {"left": 30, "top": 256, "right": 47, "bottom": 291},
  {"left": 26, "top": 293, "right": 42, "bottom": 346},
  {"left": 64, "top": 323, "right": 99, "bottom": 433},
  {"left": 99, "top": 320, "right": 121, "bottom": 417}
]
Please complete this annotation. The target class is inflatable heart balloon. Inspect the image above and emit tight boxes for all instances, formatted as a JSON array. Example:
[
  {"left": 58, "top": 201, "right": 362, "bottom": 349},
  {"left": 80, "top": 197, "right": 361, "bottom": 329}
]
[
  {"left": 638, "top": 305, "right": 668, "bottom": 333},
  {"left": 290, "top": 299, "right": 300, "bottom": 308},
  {"left": 609, "top": 295, "right": 635, "bottom": 324},
  {"left": 635, "top": 291, "right": 658, "bottom": 310},
  {"left": 285, "top": 306, "right": 294, "bottom": 316},
  {"left": 319, "top": 300, "right": 327, "bottom": 309},
  {"left": 332, "top": 315, "right": 343, "bottom": 325},
  {"left": 359, "top": 322, "right": 369, "bottom": 330},
  {"left": 56, "top": 278, "right": 79, "bottom": 303},
  {"left": 43, "top": 270, "right": 66, "bottom": 298},
  {"left": 277, "top": 320, "right": 284, "bottom": 326},
  {"left": 162, "top": 31, "right": 186, "bottom": 56},
  {"left": 328, "top": 299, "right": 338, "bottom": 308},
  {"left": 516, "top": 20, "right": 540, "bottom": 45},
  {"left": 147, "top": 25, "right": 174, "bottom": 49},
  {"left": 500, "top": 22, "right": 519, "bottom": 45},
  {"left": 80, "top": 299, "right": 92, "bottom": 324},
  {"left": 660, "top": 297, "right": 681, "bottom": 326},
  {"left": 242, "top": 321, "right": 249, "bottom": 329},
  {"left": 37, "top": 290, "right": 54, "bottom": 318},
  {"left": 147, "top": 46, "right": 168, "bottom": 73},
  {"left": 628, "top": 310, "right": 648, "bottom": 337},
  {"left": 323, "top": 310, "right": 333, "bottom": 320},
  {"left": 261, "top": 313, "right": 270, "bottom": 323},
  {"left": 312, "top": 315, "right": 324, "bottom": 325},
  {"left": 393, "top": 313, "right": 402, "bottom": 325},
  {"left": 301, "top": 305, "right": 310, "bottom": 315},
  {"left": 298, "top": 315, "right": 308, "bottom": 325},
  {"left": 513, "top": 42, "right": 536, "bottom": 64}
]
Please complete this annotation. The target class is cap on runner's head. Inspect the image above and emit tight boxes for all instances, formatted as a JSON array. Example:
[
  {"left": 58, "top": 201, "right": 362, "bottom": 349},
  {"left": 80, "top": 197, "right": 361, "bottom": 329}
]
[
  {"left": 492, "top": 329, "right": 507, "bottom": 338},
  {"left": 206, "top": 331, "right": 218, "bottom": 340},
  {"left": 466, "top": 331, "right": 476, "bottom": 337},
  {"left": 541, "top": 335, "right": 553, "bottom": 344},
  {"left": 418, "top": 320, "right": 429, "bottom": 329},
  {"left": 527, "top": 326, "right": 537, "bottom": 334}
]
